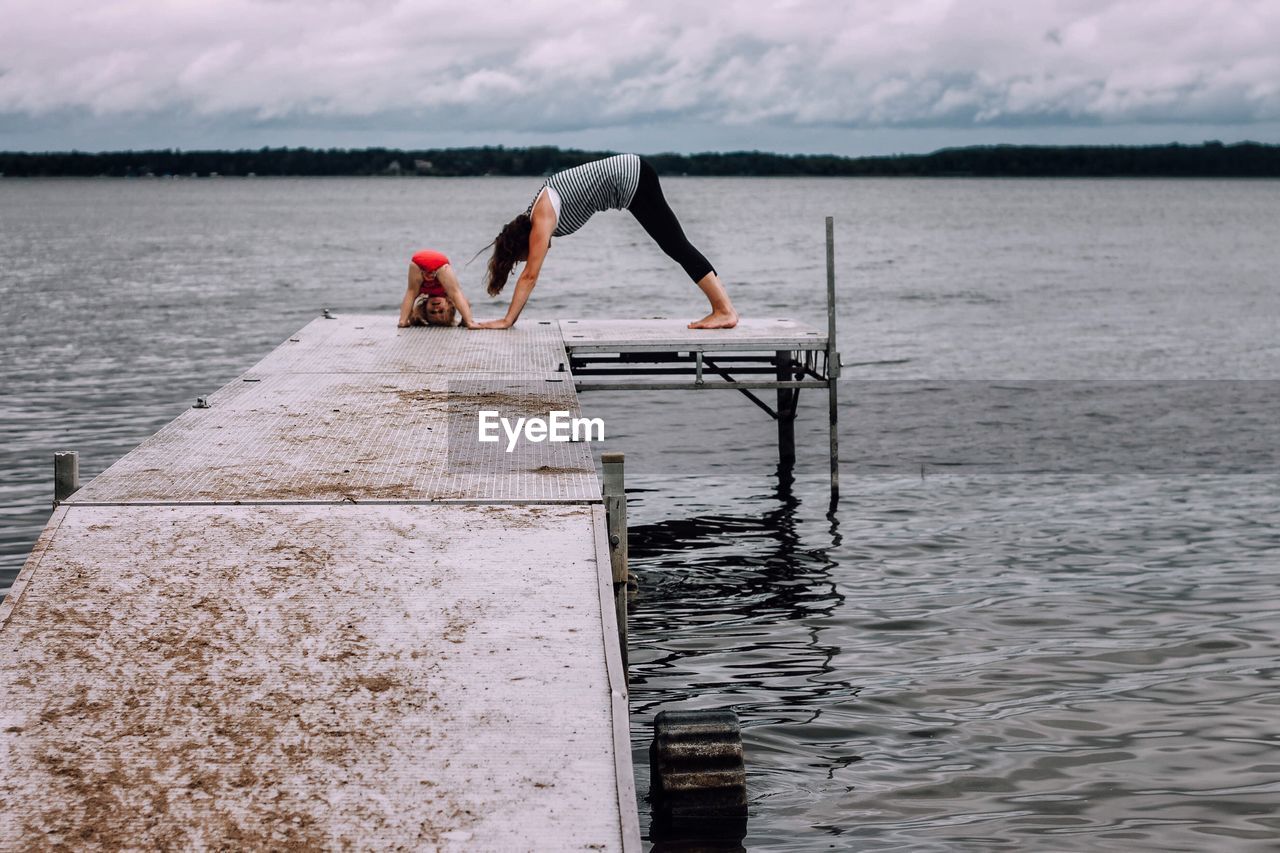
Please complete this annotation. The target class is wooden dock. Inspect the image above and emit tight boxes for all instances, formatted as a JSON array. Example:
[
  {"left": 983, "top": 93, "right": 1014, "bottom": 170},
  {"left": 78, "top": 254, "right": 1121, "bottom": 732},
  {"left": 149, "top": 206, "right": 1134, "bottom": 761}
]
[{"left": 1, "top": 314, "right": 833, "bottom": 849}]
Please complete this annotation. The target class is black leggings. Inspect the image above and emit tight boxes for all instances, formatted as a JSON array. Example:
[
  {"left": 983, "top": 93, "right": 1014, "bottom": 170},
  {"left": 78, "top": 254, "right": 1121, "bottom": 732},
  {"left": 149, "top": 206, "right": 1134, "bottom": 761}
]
[{"left": 627, "top": 158, "right": 716, "bottom": 283}]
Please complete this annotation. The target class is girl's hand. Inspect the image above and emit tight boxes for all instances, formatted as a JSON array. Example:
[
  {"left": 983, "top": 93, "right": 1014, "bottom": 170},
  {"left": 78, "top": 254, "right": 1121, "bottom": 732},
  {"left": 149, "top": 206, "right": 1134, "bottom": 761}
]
[{"left": 475, "top": 318, "right": 513, "bottom": 330}]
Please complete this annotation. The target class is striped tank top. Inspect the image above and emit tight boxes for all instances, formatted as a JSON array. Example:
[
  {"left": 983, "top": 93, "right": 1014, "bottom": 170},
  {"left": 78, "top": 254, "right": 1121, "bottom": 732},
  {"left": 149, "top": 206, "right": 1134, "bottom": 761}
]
[{"left": 527, "top": 154, "right": 641, "bottom": 237}]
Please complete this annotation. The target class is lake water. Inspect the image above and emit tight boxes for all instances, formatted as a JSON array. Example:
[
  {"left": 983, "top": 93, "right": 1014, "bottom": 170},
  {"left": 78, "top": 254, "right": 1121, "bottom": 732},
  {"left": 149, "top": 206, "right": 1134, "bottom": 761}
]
[{"left": 2, "top": 176, "right": 1278, "bottom": 850}]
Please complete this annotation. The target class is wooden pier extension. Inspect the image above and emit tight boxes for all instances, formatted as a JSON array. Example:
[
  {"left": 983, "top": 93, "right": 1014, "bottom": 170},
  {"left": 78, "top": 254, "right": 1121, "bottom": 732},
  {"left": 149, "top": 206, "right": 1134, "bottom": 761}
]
[{"left": 1, "top": 314, "right": 832, "bottom": 849}]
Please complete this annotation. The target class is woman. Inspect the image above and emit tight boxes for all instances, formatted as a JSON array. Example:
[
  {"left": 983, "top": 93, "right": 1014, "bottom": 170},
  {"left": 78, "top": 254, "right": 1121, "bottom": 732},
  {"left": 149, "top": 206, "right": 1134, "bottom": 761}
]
[
  {"left": 397, "top": 249, "right": 477, "bottom": 328},
  {"left": 476, "top": 154, "right": 738, "bottom": 330}
]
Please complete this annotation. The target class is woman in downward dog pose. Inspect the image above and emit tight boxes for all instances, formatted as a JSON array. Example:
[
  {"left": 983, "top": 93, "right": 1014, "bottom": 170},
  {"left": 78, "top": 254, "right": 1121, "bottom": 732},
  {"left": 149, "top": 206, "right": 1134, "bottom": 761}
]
[{"left": 476, "top": 154, "right": 738, "bottom": 330}]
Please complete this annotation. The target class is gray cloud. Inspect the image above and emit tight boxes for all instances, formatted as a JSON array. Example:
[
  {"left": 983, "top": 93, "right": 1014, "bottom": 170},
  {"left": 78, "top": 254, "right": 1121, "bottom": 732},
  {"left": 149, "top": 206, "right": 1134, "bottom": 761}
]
[{"left": 1, "top": 0, "right": 1277, "bottom": 150}]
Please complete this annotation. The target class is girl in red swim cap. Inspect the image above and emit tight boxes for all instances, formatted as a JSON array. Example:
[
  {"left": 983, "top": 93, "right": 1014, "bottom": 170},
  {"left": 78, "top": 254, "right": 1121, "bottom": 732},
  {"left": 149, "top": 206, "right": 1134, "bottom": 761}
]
[{"left": 397, "top": 249, "right": 478, "bottom": 328}]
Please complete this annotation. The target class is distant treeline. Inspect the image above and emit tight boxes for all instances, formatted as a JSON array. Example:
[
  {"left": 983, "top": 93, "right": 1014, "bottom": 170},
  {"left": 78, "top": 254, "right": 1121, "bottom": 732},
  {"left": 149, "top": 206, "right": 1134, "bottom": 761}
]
[{"left": 1, "top": 142, "right": 1277, "bottom": 178}]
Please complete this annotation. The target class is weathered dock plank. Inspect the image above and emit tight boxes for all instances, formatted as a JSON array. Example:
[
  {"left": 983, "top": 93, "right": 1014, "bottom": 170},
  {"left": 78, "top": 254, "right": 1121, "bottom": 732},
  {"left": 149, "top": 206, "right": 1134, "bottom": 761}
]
[{"left": 0, "top": 503, "right": 629, "bottom": 849}]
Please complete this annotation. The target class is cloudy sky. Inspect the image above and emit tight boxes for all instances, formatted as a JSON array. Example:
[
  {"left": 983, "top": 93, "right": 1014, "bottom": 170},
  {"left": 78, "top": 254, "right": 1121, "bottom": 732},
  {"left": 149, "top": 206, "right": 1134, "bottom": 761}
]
[{"left": 2, "top": 0, "right": 1277, "bottom": 154}]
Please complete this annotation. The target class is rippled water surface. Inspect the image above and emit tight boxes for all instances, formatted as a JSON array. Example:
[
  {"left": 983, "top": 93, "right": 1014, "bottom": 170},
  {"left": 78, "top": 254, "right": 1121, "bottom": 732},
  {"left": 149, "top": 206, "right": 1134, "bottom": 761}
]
[{"left": 2, "top": 177, "right": 1279, "bottom": 849}]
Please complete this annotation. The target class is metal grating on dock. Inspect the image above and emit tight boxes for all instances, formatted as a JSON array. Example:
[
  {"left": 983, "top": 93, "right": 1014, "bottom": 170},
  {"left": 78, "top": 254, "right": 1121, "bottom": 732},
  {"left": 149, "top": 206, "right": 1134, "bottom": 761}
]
[
  {"left": 68, "top": 373, "right": 599, "bottom": 505},
  {"left": 3, "top": 314, "right": 637, "bottom": 850},
  {"left": 251, "top": 316, "right": 568, "bottom": 376}
]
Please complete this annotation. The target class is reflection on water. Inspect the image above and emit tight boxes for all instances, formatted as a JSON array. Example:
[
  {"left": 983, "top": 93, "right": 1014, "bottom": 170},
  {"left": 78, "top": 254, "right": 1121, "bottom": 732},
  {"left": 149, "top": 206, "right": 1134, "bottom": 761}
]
[
  {"left": 625, "top": 467, "right": 1279, "bottom": 850},
  {"left": 3, "top": 178, "right": 1280, "bottom": 850}
]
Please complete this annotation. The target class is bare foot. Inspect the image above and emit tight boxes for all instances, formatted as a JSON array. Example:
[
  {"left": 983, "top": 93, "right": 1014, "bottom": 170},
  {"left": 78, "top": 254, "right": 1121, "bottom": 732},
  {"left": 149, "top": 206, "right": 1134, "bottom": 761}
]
[{"left": 688, "top": 309, "right": 739, "bottom": 329}]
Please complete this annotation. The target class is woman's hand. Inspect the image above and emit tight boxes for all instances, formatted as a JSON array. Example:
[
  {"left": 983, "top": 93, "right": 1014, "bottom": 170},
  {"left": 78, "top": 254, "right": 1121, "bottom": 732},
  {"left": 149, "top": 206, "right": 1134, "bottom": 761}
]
[{"left": 474, "top": 318, "right": 513, "bottom": 330}]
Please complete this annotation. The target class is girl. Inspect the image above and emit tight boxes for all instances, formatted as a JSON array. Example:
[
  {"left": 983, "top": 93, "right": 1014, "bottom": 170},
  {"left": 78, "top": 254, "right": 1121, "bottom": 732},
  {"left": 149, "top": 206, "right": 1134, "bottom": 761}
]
[
  {"left": 477, "top": 154, "right": 738, "bottom": 330},
  {"left": 397, "top": 249, "right": 477, "bottom": 328}
]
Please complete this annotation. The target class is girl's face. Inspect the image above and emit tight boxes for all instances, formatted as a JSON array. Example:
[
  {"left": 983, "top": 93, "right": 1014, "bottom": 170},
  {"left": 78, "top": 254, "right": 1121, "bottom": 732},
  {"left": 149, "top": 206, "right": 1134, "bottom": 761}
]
[{"left": 424, "top": 296, "right": 455, "bottom": 326}]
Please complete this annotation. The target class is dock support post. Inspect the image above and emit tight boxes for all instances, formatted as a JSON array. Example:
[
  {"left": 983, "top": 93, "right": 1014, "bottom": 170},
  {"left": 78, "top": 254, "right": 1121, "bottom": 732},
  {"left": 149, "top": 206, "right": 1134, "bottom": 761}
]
[
  {"left": 602, "top": 452, "right": 629, "bottom": 677},
  {"left": 826, "top": 216, "right": 841, "bottom": 507},
  {"left": 775, "top": 351, "right": 797, "bottom": 469},
  {"left": 53, "top": 451, "right": 79, "bottom": 506}
]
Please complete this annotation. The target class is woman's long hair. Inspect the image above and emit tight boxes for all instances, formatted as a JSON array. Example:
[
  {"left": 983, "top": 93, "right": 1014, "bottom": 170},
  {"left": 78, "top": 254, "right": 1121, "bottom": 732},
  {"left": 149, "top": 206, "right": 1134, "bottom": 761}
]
[{"left": 484, "top": 214, "right": 533, "bottom": 296}]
